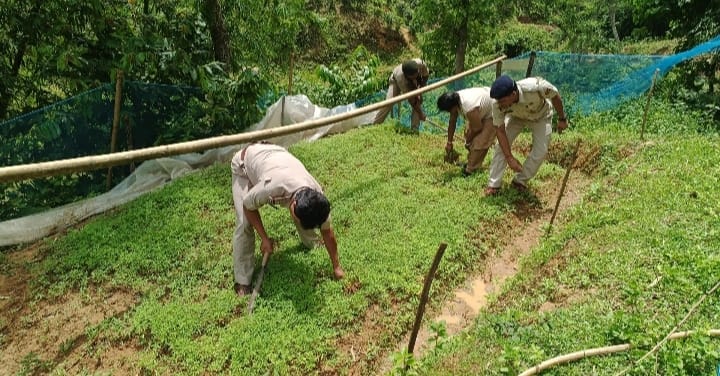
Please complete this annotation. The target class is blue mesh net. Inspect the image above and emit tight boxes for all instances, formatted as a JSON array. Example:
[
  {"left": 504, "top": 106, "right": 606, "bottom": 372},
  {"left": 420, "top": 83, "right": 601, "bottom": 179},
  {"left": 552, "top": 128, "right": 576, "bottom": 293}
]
[{"left": 367, "top": 34, "right": 720, "bottom": 128}]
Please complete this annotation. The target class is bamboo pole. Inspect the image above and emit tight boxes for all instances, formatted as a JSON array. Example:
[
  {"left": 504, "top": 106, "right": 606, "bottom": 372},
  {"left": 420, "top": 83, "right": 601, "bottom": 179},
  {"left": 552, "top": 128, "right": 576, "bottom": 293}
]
[
  {"left": 525, "top": 51, "right": 537, "bottom": 78},
  {"left": 519, "top": 329, "right": 720, "bottom": 376},
  {"left": 546, "top": 139, "right": 582, "bottom": 236},
  {"left": 407, "top": 242, "right": 447, "bottom": 367},
  {"left": 0, "top": 55, "right": 506, "bottom": 183},
  {"left": 640, "top": 68, "right": 660, "bottom": 141},
  {"left": 106, "top": 70, "right": 124, "bottom": 190}
]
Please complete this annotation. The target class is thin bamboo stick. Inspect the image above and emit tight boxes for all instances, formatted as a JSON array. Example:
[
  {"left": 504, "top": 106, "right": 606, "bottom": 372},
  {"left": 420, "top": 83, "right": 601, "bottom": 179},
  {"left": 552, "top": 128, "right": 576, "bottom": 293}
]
[
  {"left": 546, "top": 139, "right": 582, "bottom": 235},
  {"left": 640, "top": 68, "right": 660, "bottom": 141},
  {"left": 0, "top": 55, "right": 507, "bottom": 183},
  {"left": 525, "top": 51, "right": 537, "bottom": 78},
  {"left": 106, "top": 70, "right": 124, "bottom": 190},
  {"left": 614, "top": 279, "right": 720, "bottom": 376}
]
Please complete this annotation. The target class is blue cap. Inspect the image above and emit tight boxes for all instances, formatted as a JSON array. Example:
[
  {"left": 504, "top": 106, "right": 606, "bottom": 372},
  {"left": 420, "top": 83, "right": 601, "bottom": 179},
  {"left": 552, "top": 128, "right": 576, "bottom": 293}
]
[{"left": 490, "top": 75, "right": 516, "bottom": 99}]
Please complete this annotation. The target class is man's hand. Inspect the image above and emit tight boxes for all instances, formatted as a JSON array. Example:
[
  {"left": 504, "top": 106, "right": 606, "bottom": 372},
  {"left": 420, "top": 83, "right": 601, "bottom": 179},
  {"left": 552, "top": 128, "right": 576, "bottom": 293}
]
[
  {"left": 333, "top": 266, "right": 345, "bottom": 280},
  {"left": 444, "top": 143, "right": 459, "bottom": 163},
  {"left": 260, "top": 238, "right": 276, "bottom": 255},
  {"left": 557, "top": 118, "right": 568, "bottom": 134},
  {"left": 507, "top": 156, "right": 523, "bottom": 172}
]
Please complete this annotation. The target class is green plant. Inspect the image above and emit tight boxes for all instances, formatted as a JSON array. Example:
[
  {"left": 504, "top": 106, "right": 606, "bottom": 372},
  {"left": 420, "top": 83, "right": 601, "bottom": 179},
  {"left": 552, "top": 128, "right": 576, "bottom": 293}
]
[{"left": 299, "top": 45, "right": 384, "bottom": 107}]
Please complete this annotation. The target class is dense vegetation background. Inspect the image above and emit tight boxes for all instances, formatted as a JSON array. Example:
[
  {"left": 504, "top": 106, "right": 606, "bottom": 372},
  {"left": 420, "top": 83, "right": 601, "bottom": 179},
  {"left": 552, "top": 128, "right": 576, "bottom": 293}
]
[{"left": 2, "top": 0, "right": 719, "bottom": 126}]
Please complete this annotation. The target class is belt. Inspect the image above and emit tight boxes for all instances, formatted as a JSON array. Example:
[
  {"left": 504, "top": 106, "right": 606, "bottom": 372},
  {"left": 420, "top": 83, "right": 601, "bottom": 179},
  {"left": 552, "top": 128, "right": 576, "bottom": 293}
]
[{"left": 240, "top": 141, "right": 271, "bottom": 161}]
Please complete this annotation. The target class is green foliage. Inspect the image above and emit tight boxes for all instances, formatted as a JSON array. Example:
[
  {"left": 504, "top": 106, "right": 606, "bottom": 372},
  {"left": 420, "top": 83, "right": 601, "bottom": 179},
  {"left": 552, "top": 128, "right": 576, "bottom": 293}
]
[
  {"left": 225, "top": 0, "right": 309, "bottom": 67},
  {"left": 661, "top": 2, "right": 720, "bottom": 124},
  {"left": 494, "top": 22, "right": 559, "bottom": 57},
  {"left": 413, "top": 0, "right": 512, "bottom": 76},
  {"left": 296, "top": 46, "right": 384, "bottom": 107},
  {"left": 18, "top": 352, "right": 53, "bottom": 376},
  {"left": 158, "top": 63, "right": 269, "bottom": 143},
  {"left": 551, "top": 0, "right": 613, "bottom": 53}
]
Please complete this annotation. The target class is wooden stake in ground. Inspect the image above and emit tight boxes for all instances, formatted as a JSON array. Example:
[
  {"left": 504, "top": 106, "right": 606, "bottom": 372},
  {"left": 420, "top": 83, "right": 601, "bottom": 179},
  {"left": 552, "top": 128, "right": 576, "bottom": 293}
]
[
  {"left": 640, "top": 68, "right": 660, "bottom": 141},
  {"left": 525, "top": 51, "right": 537, "bottom": 78},
  {"left": 107, "top": 70, "right": 124, "bottom": 190},
  {"left": 406, "top": 243, "right": 447, "bottom": 369},
  {"left": 546, "top": 139, "right": 581, "bottom": 236}
]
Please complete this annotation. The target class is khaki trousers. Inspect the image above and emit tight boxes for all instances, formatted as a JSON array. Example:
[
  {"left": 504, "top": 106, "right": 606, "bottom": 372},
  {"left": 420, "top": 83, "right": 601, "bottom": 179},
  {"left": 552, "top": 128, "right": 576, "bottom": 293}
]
[
  {"left": 465, "top": 117, "right": 495, "bottom": 172},
  {"left": 487, "top": 116, "right": 552, "bottom": 188},
  {"left": 230, "top": 151, "right": 320, "bottom": 285}
]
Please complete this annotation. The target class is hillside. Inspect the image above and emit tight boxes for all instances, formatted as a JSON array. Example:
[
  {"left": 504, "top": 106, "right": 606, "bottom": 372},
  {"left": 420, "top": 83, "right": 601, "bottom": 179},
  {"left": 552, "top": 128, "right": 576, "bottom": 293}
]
[{"left": 2, "top": 93, "right": 719, "bottom": 375}]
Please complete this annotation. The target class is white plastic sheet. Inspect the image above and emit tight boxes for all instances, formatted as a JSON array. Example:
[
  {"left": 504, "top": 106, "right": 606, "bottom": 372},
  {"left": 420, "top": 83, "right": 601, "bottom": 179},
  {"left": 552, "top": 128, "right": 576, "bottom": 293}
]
[{"left": 0, "top": 95, "right": 376, "bottom": 247}]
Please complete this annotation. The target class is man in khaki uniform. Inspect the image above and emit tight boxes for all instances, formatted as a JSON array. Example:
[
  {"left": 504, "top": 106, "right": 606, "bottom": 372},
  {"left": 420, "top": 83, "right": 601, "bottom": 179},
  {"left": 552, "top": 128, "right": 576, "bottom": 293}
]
[
  {"left": 230, "top": 143, "right": 344, "bottom": 296},
  {"left": 485, "top": 75, "right": 568, "bottom": 195},
  {"left": 373, "top": 58, "right": 430, "bottom": 132},
  {"left": 437, "top": 87, "right": 496, "bottom": 176}
]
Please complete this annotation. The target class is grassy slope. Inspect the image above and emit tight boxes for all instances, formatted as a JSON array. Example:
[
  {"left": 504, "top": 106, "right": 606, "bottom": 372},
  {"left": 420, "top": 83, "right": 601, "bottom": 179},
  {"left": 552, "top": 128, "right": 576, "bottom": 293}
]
[
  {"left": 18, "top": 96, "right": 720, "bottom": 375},
  {"left": 418, "top": 105, "right": 720, "bottom": 375},
  {"left": 29, "top": 122, "right": 530, "bottom": 374}
]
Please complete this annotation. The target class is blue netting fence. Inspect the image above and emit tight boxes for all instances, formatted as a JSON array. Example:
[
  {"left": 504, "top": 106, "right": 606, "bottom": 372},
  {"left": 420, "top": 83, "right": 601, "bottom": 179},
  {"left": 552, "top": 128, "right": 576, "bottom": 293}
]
[{"left": 367, "top": 34, "right": 720, "bottom": 129}]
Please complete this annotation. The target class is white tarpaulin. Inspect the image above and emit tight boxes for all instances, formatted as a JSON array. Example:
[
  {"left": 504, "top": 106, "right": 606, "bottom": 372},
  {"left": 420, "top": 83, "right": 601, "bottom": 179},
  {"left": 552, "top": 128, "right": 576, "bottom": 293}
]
[{"left": 0, "top": 95, "right": 376, "bottom": 247}]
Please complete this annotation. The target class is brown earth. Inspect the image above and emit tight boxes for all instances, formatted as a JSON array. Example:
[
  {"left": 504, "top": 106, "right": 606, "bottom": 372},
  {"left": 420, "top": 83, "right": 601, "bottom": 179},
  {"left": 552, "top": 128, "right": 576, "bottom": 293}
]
[{"left": 0, "top": 244, "right": 141, "bottom": 375}]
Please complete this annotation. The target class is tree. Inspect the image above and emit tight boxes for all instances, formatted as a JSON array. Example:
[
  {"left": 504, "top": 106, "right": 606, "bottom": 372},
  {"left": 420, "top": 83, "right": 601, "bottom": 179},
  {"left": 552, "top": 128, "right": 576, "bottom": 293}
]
[
  {"left": 201, "top": 0, "right": 233, "bottom": 70},
  {"left": 413, "top": 0, "right": 510, "bottom": 79}
]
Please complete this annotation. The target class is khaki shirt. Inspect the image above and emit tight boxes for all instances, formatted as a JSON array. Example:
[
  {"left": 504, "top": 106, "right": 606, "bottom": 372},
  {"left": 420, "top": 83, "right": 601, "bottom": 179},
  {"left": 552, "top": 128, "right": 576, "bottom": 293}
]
[
  {"left": 241, "top": 144, "right": 330, "bottom": 229},
  {"left": 492, "top": 77, "right": 559, "bottom": 125},
  {"left": 391, "top": 58, "right": 430, "bottom": 93},
  {"left": 458, "top": 87, "right": 493, "bottom": 123}
]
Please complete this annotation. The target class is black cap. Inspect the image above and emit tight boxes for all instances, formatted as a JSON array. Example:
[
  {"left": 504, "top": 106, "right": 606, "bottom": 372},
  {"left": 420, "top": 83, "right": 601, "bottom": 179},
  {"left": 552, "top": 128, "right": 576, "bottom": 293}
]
[
  {"left": 490, "top": 75, "right": 516, "bottom": 99},
  {"left": 401, "top": 60, "right": 420, "bottom": 76}
]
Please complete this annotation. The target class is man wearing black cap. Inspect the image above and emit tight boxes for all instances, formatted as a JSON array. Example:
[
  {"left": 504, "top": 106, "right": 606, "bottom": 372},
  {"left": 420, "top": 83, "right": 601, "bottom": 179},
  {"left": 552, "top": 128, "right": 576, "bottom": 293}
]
[
  {"left": 485, "top": 75, "right": 568, "bottom": 195},
  {"left": 373, "top": 58, "right": 430, "bottom": 132}
]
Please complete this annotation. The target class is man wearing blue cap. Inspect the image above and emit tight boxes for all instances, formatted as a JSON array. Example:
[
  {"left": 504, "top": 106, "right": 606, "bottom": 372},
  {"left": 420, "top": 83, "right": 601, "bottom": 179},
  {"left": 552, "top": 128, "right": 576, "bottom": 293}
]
[{"left": 484, "top": 75, "right": 568, "bottom": 195}]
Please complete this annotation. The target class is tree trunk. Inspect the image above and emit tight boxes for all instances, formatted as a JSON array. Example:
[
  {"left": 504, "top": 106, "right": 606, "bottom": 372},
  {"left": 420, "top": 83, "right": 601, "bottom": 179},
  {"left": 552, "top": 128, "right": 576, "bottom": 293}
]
[
  {"left": 452, "top": 0, "right": 469, "bottom": 88},
  {"left": 202, "top": 0, "right": 233, "bottom": 70},
  {"left": 0, "top": 41, "right": 27, "bottom": 120},
  {"left": 609, "top": 1, "right": 620, "bottom": 42},
  {"left": 0, "top": 1, "right": 41, "bottom": 120}
]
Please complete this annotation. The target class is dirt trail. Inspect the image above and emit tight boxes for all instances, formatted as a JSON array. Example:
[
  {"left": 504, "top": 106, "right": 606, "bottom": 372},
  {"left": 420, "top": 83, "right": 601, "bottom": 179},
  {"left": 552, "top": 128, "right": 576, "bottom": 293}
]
[{"left": 376, "top": 173, "right": 590, "bottom": 373}]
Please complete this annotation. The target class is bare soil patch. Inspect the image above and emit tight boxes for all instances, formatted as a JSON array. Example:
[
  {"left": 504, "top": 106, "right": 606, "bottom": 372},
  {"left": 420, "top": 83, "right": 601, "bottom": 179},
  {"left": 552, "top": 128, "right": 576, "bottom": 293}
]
[{"left": 0, "top": 244, "right": 139, "bottom": 375}]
